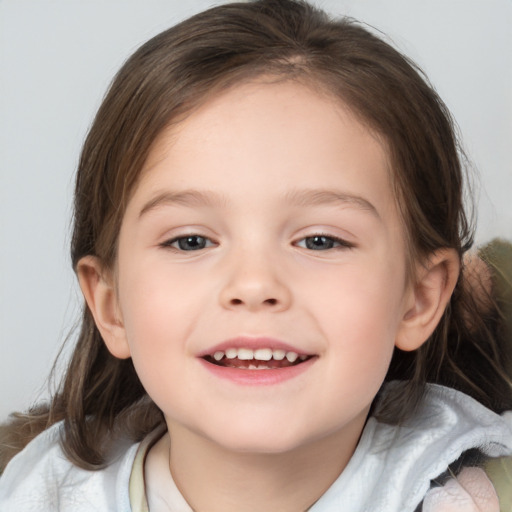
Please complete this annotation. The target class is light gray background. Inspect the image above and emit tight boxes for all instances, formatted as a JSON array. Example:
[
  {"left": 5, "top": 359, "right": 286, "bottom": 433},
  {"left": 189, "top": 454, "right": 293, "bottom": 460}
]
[{"left": 1, "top": 0, "right": 511, "bottom": 421}]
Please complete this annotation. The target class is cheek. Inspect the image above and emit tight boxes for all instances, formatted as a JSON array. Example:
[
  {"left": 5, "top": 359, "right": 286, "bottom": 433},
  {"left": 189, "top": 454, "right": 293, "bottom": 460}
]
[
  {"left": 116, "top": 261, "right": 193, "bottom": 368},
  {"left": 119, "top": 254, "right": 202, "bottom": 324},
  {"left": 306, "top": 259, "right": 405, "bottom": 369},
  {"left": 309, "top": 257, "right": 405, "bottom": 327},
  {"left": 117, "top": 281, "right": 193, "bottom": 416}
]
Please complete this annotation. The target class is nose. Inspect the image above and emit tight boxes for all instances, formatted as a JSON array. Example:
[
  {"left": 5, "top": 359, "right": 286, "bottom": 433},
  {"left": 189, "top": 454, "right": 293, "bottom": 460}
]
[{"left": 218, "top": 252, "right": 292, "bottom": 312}]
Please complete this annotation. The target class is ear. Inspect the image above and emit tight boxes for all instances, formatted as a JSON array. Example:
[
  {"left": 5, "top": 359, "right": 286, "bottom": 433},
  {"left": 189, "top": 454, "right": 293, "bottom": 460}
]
[
  {"left": 395, "top": 249, "right": 460, "bottom": 352},
  {"left": 77, "top": 255, "right": 131, "bottom": 359}
]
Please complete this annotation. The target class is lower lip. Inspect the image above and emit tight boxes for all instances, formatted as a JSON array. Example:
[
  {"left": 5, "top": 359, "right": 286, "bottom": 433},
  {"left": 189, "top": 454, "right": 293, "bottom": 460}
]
[{"left": 198, "top": 357, "right": 317, "bottom": 385}]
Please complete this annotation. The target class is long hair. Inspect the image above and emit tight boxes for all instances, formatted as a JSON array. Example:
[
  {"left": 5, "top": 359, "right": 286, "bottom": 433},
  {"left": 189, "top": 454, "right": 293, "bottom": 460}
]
[{"left": 1, "top": 0, "right": 510, "bottom": 471}]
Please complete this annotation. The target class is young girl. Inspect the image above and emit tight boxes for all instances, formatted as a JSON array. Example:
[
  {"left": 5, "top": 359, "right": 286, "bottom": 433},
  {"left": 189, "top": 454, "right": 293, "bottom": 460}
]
[{"left": 1, "top": 1, "right": 511, "bottom": 510}]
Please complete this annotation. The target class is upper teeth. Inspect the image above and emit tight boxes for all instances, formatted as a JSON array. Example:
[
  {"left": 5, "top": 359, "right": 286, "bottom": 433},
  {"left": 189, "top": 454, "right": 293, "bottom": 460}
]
[{"left": 212, "top": 348, "right": 306, "bottom": 362}]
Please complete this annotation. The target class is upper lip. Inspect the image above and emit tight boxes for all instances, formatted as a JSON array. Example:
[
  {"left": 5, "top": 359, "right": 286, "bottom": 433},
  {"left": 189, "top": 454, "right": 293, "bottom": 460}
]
[{"left": 197, "top": 336, "right": 312, "bottom": 357}]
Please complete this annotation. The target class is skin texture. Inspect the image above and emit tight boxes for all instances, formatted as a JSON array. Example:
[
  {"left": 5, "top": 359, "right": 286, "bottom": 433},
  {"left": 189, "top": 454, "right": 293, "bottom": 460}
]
[{"left": 78, "top": 80, "right": 459, "bottom": 511}]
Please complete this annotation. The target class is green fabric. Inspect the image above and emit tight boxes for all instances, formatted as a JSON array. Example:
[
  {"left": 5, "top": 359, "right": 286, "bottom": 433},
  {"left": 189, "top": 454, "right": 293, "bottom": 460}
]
[
  {"left": 480, "top": 240, "right": 512, "bottom": 510},
  {"left": 485, "top": 456, "right": 512, "bottom": 511},
  {"left": 479, "top": 238, "right": 512, "bottom": 376},
  {"left": 479, "top": 239, "right": 512, "bottom": 512}
]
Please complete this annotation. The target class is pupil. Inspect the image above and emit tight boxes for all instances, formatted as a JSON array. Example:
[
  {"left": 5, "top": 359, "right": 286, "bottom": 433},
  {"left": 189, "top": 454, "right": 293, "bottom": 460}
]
[
  {"left": 179, "top": 236, "right": 205, "bottom": 250},
  {"left": 307, "top": 236, "right": 333, "bottom": 250}
]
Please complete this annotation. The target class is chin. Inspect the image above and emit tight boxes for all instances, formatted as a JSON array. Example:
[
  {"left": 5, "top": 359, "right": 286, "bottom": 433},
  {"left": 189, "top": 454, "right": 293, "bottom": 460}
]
[{"left": 201, "top": 421, "right": 318, "bottom": 456}]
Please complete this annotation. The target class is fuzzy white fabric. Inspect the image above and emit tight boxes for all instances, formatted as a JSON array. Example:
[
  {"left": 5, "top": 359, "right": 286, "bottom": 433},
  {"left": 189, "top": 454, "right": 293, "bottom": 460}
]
[
  {"left": 309, "top": 384, "right": 512, "bottom": 511},
  {"left": 0, "top": 425, "right": 137, "bottom": 511},
  {"left": 1, "top": 383, "right": 511, "bottom": 512}
]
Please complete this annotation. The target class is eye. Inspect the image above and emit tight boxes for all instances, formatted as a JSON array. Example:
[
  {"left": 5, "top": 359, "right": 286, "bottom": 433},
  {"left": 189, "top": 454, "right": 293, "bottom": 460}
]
[
  {"left": 296, "top": 235, "right": 352, "bottom": 251},
  {"left": 162, "top": 235, "right": 215, "bottom": 251}
]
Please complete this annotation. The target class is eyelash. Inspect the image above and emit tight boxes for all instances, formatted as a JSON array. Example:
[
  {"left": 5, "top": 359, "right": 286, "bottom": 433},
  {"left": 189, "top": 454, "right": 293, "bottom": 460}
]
[
  {"left": 294, "top": 234, "right": 354, "bottom": 251},
  {"left": 160, "top": 235, "right": 216, "bottom": 252},
  {"left": 160, "top": 234, "right": 353, "bottom": 252}
]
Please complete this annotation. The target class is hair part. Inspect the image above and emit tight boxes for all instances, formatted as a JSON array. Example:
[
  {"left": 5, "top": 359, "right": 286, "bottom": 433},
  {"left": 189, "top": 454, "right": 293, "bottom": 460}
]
[{"left": 2, "top": 0, "right": 510, "bottom": 471}]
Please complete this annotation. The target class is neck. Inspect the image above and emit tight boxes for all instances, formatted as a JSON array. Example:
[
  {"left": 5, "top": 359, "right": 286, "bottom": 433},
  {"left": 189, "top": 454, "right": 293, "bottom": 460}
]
[{"left": 164, "top": 415, "right": 366, "bottom": 512}]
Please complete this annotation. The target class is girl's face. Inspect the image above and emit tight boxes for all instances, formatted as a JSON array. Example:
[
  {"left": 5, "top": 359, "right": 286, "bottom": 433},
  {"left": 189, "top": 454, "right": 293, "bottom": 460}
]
[{"left": 113, "top": 80, "right": 417, "bottom": 454}]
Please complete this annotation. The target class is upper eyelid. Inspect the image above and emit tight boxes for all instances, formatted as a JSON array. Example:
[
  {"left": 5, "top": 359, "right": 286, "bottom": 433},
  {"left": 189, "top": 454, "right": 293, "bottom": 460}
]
[
  {"left": 166, "top": 234, "right": 214, "bottom": 242},
  {"left": 158, "top": 236, "right": 216, "bottom": 255},
  {"left": 158, "top": 230, "right": 354, "bottom": 248},
  {"left": 159, "top": 229, "right": 218, "bottom": 243}
]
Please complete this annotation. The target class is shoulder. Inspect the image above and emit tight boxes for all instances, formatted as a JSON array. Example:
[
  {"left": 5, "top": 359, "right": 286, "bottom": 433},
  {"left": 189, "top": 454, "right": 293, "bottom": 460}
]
[
  {"left": 396, "top": 384, "right": 512, "bottom": 511},
  {"left": 0, "top": 421, "right": 140, "bottom": 512},
  {"left": 385, "top": 382, "right": 512, "bottom": 450},
  {"left": 405, "top": 384, "right": 512, "bottom": 469},
  {"left": 311, "top": 383, "right": 512, "bottom": 512}
]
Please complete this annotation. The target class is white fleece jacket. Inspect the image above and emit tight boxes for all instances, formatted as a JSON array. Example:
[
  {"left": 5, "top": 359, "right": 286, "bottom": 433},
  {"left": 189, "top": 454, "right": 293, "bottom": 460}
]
[{"left": 1, "top": 383, "right": 511, "bottom": 512}]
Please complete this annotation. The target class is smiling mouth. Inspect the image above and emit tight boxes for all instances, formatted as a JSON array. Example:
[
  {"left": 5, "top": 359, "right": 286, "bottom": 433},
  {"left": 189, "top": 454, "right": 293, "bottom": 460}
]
[{"left": 203, "top": 347, "right": 312, "bottom": 370}]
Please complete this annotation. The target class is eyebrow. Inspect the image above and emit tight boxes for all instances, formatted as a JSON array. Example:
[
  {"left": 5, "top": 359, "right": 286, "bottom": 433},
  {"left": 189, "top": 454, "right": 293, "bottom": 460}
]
[
  {"left": 285, "top": 189, "right": 380, "bottom": 218},
  {"left": 139, "top": 190, "right": 227, "bottom": 217},
  {"left": 138, "top": 188, "right": 379, "bottom": 219}
]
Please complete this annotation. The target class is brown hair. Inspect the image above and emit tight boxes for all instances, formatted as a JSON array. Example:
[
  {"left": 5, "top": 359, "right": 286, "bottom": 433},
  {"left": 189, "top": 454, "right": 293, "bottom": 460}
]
[{"left": 2, "top": 0, "right": 511, "bottom": 471}]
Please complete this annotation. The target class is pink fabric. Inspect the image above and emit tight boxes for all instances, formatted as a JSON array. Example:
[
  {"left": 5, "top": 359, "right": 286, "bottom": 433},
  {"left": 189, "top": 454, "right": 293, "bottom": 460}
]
[{"left": 422, "top": 467, "right": 499, "bottom": 512}]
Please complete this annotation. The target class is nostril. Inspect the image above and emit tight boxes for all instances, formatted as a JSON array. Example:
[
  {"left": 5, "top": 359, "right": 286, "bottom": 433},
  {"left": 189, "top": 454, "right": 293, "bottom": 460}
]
[{"left": 229, "top": 298, "right": 278, "bottom": 306}]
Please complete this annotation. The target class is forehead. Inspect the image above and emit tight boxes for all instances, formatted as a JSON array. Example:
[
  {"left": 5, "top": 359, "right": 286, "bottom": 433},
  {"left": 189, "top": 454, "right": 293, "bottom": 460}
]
[{"left": 132, "top": 80, "right": 396, "bottom": 221}]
